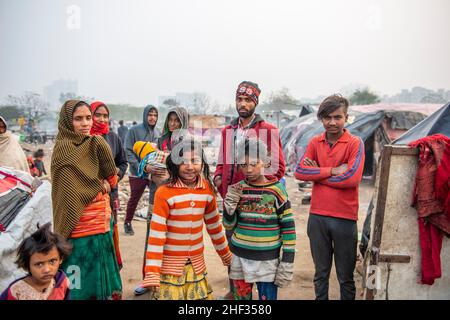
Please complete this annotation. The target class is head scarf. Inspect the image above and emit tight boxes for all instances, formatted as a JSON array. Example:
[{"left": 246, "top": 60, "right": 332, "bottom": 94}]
[
  {"left": 236, "top": 81, "right": 261, "bottom": 106},
  {"left": 160, "top": 106, "right": 190, "bottom": 150},
  {"left": 90, "top": 101, "right": 110, "bottom": 135},
  {"left": 162, "top": 106, "right": 189, "bottom": 136},
  {"left": 51, "top": 100, "right": 117, "bottom": 238},
  {"left": 0, "top": 116, "right": 29, "bottom": 173}
]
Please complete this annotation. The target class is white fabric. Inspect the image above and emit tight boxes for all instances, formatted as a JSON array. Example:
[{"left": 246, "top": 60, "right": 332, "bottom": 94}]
[
  {"left": 274, "top": 261, "right": 294, "bottom": 288},
  {"left": 0, "top": 180, "right": 52, "bottom": 293},
  {"left": 0, "top": 120, "right": 29, "bottom": 173},
  {"left": 229, "top": 254, "right": 279, "bottom": 283}
]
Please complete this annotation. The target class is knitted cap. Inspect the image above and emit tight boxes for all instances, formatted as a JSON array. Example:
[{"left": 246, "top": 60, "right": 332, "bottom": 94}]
[
  {"left": 133, "top": 141, "right": 157, "bottom": 160},
  {"left": 236, "top": 81, "right": 261, "bottom": 105}
]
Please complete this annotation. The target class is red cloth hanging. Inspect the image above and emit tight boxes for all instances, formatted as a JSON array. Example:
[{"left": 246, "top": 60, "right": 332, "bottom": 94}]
[
  {"left": 418, "top": 218, "right": 443, "bottom": 285},
  {"left": 409, "top": 134, "right": 450, "bottom": 285},
  {"left": 436, "top": 143, "right": 450, "bottom": 217}
]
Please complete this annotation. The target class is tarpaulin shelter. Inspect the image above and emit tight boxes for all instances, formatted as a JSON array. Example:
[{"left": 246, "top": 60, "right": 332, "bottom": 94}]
[
  {"left": 280, "top": 109, "right": 428, "bottom": 177},
  {"left": 393, "top": 103, "right": 450, "bottom": 145},
  {"left": 0, "top": 167, "right": 52, "bottom": 292},
  {"left": 361, "top": 103, "right": 450, "bottom": 299}
]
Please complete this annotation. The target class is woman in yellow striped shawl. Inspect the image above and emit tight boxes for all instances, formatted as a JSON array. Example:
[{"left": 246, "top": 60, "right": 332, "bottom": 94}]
[{"left": 51, "top": 100, "right": 122, "bottom": 300}]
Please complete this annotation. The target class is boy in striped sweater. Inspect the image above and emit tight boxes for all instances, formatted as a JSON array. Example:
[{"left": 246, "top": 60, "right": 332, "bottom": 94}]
[
  {"left": 142, "top": 139, "right": 231, "bottom": 300},
  {"left": 223, "top": 138, "right": 296, "bottom": 300}
]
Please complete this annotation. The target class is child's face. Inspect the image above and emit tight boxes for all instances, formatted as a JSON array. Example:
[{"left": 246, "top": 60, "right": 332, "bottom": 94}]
[
  {"left": 179, "top": 151, "right": 202, "bottom": 183},
  {"left": 168, "top": 113, "right": 182, "bottom": 132},
  {"left": 240, "top": 156, "right": 265, "bottom": 183},
  {"left": 29, "top": 246, "right": 62, "bottom": 285},
  {"left": 321, "top": 106, "right": 348, "bottom": 135}
]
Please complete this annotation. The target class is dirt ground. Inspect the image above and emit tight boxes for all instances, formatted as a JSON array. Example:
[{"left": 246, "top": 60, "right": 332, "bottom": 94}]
[{"left": 28, "top": 142, "right": 373, "bottom": 300}]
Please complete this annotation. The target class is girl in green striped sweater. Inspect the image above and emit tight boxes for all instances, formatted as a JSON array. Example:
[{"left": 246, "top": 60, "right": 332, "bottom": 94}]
[{"left": 223, "top": 138, "right": 296, "bottom": 300}]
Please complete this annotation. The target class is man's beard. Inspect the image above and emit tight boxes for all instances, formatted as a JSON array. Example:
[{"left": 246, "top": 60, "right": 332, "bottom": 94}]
[{"left": 237, "top": 107, "right": 255, "bottom": 119}]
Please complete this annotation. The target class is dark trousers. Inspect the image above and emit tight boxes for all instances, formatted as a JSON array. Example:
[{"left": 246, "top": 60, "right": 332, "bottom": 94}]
[
  {"left": 125, "top": 176, "right": 152, "bottom": 224},
  {"left": 307, "top": 213, "right": 357, "bottom": 300}
]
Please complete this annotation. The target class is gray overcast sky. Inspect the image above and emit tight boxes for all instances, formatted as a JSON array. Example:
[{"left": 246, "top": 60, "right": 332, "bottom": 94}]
[{"left": 1, "top": 0, "right": 449, "bottom": 107}]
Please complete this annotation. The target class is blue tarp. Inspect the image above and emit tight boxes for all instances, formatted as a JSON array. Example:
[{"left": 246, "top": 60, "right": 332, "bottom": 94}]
[
  {"left": 281, "top": 109, "right": 427, "bottom": 172},
  {"left": 393, "top": 103, "right": 450, "bottom": 144}
]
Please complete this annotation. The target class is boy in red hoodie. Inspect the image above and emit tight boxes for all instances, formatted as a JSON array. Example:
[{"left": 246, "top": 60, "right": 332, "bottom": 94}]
[{"left": 295, "top": 94, "right": 364, "bottom": 300}]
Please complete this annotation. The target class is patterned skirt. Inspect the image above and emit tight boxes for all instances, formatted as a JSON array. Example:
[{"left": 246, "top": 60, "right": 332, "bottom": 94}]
[
  {"left": 154, "top": 261, "right": 213, "bottom": 300},
  {"left": 62, "top": 218, "right": 122, "bottom": 300}
]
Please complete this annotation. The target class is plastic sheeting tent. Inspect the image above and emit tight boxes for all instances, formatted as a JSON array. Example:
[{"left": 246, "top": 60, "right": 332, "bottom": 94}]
[
  {"left": 0, "top": 169, "right": 33, "bottom": 230},
  {"left": 281, "top": 109, "right": 427, "bottom": 174},
  {"left": 393, "top": 103, "right": 450, "bottom": 144},
  {"left": 0, "top": 168, "right": 52, "bottom": 292}
]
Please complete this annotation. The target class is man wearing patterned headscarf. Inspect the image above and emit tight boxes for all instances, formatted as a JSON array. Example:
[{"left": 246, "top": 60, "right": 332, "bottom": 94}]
[{"left": 213, "top": 81, "right": 286, "bottom": 299}]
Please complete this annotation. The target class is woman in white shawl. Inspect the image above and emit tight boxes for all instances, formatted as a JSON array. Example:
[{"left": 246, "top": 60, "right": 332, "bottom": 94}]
[{"left": 0, "top": 116, "right": 29, "bottom": 173}]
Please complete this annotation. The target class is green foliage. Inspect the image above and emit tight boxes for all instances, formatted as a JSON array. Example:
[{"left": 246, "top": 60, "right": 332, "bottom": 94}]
[
  {"left": 420, "top": 93, "right": 446, "bottom": 104},
  {"left": 59, "top": 92, "right": 95, "bottom": 104},
  {"left": 0, "top": 105, "right": 24, "bottom": 121},
  {"left": 6, "top": 92, "right": 49, "bottom": 121},
  {"left": 107, "top": 104, "right": 145, "bottom": 122},
  {"left": 349, "top": 88, "right": 380, "bottom": 105},
  {"left": 259, "top": 87, "right": 300, "bottom": 111},
  {"left": 162, "top": 98, "right": 179, "bottom": 107}
]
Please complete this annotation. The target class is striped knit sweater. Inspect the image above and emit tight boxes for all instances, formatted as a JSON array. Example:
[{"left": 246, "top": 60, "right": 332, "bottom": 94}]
[
  {"left": 223, "top": 180, "right": 296, "bottom": 263},
  {"left": 143, "top": 177, "right": 232, "bottom": 287}
]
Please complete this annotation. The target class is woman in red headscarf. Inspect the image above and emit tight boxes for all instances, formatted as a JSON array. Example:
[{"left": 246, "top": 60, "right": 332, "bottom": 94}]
[{"left": 90, "top": 101, "right": 128, "bottom": 269}]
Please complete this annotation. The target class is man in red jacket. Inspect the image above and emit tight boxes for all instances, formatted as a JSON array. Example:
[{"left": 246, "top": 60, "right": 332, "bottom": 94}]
[
  {"left": 214, "top": 81, "right": 286, "bottom": 299},
  {"left": 214, "top": 81, "right": 285, "bottom": 197},
  {"left": 295, "top": 94, "right": 364, "bottom": 300}
]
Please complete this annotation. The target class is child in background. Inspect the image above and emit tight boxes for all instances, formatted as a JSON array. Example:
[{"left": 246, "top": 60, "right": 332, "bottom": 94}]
[
  {"left": 223, "top": 137, "right": 296, "bottom": 300},
  {"left": 133, "top": 141, "right": 169, "bottom": 187},
  {"left": 33, "top": 149, "right": 47, "bottom": 177},
  {"left": 26, "top": 155, "right": 40, "bottom": 177},
  {"left": 142, "top": 139, "right": 231, "bottom": 300},
  {"left": 0, "top": 223, "right": 73, "bottom": 300}
]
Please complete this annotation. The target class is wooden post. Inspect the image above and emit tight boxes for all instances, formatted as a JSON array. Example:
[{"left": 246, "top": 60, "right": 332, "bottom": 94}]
[{"left": 365, "top": 145, "right": 393, "bottom": 300}]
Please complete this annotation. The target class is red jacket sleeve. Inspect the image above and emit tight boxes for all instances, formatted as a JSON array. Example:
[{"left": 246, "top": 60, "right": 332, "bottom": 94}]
[
  {"left": 294, "top": 137, "right": 333, "bottom": 181},
  {"left": 318, "top": 137, "right": 365, "bottom": 189},
  {"left": 265, "top": 126, "right": 286, "bottom": 180},
  {"left": 213, "top": 128, "right": 226, "bottom": 179}
]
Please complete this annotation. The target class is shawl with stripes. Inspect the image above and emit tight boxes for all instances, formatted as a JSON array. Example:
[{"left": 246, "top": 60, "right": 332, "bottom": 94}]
[{"left": 51, "top": 100, "right": 117, "bottom": 238}]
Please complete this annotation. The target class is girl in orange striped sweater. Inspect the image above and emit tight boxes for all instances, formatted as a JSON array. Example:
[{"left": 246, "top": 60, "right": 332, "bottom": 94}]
[{"left": 142, "top": 139, "right": 232, "bottom": 300}]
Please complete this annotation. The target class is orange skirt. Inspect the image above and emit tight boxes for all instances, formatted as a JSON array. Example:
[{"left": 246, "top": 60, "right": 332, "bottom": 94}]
[{"left": 71, "top": 192, "right": 112, "bottom": 238}]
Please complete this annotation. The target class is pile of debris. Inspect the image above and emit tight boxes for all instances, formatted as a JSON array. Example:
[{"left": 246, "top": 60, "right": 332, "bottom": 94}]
[
  {"left": 297, "top": 181, "right": 313, "bottom": 205},
  {"left": 117, "top": 176, "right": 151, "bottom": 221}
]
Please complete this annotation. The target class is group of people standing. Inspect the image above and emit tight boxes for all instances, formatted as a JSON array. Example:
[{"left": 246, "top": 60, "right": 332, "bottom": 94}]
[{"left": 0, "top": 81, "right": 365, "bottom": 301}]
